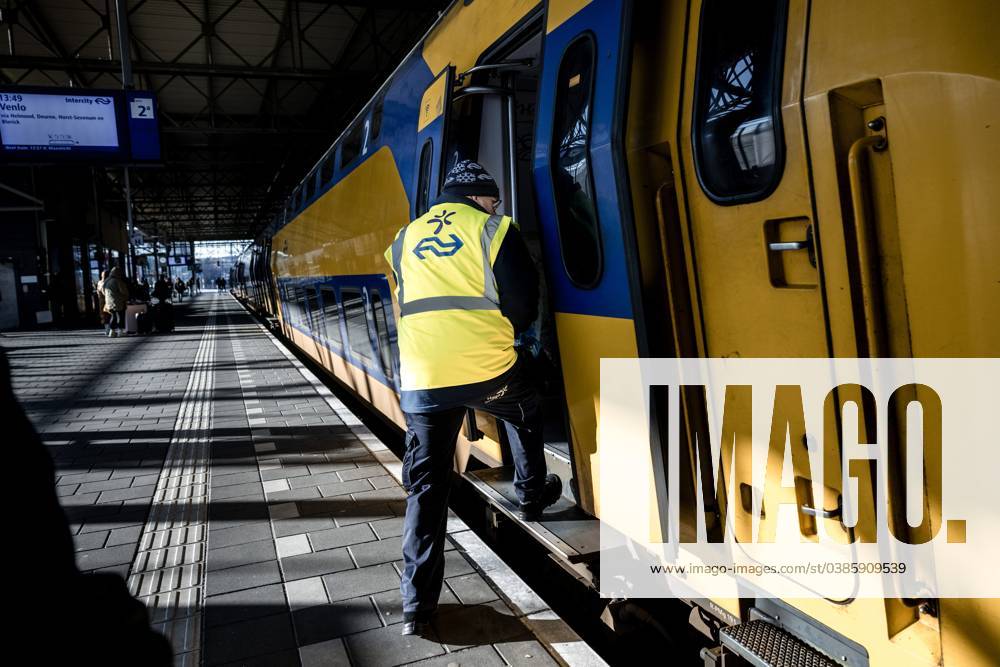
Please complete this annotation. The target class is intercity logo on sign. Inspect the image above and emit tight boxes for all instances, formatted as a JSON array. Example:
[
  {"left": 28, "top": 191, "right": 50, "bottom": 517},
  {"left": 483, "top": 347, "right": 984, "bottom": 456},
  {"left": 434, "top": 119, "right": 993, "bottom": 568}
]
[{"left": 599, "top": 358, "right": 1000, "bottom": 600}]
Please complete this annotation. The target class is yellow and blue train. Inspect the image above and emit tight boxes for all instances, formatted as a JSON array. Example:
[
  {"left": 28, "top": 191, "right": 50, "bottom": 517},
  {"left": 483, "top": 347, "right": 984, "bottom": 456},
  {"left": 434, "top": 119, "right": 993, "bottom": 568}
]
[{"left": 235, "top": 0, "right": 1000, "bottom": 664}]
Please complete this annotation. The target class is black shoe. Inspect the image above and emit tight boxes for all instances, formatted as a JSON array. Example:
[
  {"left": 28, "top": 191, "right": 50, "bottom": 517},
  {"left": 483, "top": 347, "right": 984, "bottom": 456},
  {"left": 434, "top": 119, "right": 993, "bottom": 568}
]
[
  {"left": 401, "top": 610, "right": 434, "bottom": 636},
  {"left": 517, "top": 474, "right": 562, "bottom": 521},
  {"left": 401, "top": 620, "right": 430, "bottom": 636}
]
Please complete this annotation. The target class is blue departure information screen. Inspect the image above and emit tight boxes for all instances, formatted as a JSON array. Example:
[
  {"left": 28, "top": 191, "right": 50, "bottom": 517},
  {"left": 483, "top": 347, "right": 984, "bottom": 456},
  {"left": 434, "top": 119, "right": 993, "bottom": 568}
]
[{"left": 0, "top": 86, "right": 160, "bottom": 164}]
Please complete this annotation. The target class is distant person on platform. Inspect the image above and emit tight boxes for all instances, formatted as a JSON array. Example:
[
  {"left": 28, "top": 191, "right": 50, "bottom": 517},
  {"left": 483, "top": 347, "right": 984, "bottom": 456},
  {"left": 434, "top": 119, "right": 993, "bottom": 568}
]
[
  {"left": 95, "top": 270, "right": 110, "bottom": 335},
  {"left": 138, "top": 278, "right": 151, "bottom": 302},
  {"left": 102, "top": 267, "right": 129, "bottom": 338},
  {"left": 216, "top": 277, "right": 226, "bottom": 292},
  {"left": 174, "top": 277, "right": 186, "bottom": 302},
  {"left": 153, "top": 275, "right": 172, "bottom": 303}
]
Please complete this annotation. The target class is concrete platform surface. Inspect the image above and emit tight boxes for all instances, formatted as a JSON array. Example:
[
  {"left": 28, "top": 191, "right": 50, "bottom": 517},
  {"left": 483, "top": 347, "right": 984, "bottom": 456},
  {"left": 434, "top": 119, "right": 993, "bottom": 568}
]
[{"left": 3, "top": 292, "right": 606, "bottom": 667}]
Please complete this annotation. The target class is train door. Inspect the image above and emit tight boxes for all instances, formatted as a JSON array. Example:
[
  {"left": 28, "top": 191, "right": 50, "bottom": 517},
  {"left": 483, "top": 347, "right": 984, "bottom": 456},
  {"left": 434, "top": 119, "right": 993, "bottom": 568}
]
[
  {"left": 671, "top": 0, "right": 849, "bottom": 597},
  {"left": 437, "top": 13, "right": 577, "bottom": 471},
  {"left": 660, "top": 0, "right": 946, "bottom": 663},
  {"left": 672, "top": 0, "right": 843, "bottom": 547},
  {"left": 532, "top": 0, "right": 640, "bottom": 516},
  {"left": 412, "top": 66, "right": 454, "bottom": 219}
]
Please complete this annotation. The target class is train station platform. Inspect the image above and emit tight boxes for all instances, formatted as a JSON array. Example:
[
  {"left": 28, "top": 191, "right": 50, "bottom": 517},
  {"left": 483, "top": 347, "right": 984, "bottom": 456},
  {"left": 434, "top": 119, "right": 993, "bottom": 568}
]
[{"left": 4, "top": 293, "right": 605, "bottom": 667}]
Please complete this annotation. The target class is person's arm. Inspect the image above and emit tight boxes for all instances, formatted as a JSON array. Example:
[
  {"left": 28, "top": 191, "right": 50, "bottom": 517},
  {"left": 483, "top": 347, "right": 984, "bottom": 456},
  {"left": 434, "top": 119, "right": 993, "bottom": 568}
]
[{"left": 492, "top": 225, "right": 539, "bottom": 336}]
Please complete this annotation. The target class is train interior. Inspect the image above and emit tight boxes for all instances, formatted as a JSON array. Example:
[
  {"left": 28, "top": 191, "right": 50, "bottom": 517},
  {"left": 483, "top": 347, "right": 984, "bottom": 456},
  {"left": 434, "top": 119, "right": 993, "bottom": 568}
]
[{"left": 441, "top": 14, "right": 601, "bottom": 569}]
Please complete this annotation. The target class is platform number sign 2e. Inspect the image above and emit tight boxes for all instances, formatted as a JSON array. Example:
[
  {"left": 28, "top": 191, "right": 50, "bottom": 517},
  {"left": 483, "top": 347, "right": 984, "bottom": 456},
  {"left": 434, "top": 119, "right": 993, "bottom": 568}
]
[{"left": 130, "top": 98, "right": 154, "bottom": 120}]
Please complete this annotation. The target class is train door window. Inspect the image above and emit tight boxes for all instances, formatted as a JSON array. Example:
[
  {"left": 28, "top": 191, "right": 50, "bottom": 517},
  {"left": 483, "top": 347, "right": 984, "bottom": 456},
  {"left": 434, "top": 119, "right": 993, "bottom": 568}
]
[
  {"left": 341, "top": 287, "right": 374, "bottom": 365},
  {"left": 369, "top": 290, "right": 394, "bottom": 381},
  {"left": 691, "top": 0, "right": 787, "bottom": 202},
  {"left": 551, "top": 35, "right": 602, "bottom": 288},
  {"left": 319, "top": 286, "right": 342, "bottom": 347},
  {"left": 415, "top": 139, "right": 433, "bottom": 216}
]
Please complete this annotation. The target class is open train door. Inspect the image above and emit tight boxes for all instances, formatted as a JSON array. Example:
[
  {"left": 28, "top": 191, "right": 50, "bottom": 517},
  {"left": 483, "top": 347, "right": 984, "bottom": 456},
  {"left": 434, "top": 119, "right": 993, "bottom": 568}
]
[
  {"left": 411, "top": 64, "right": 485, "bottom": 473},
  {"left": 532, "top": 0, "right": 639, "bottom": 516}
]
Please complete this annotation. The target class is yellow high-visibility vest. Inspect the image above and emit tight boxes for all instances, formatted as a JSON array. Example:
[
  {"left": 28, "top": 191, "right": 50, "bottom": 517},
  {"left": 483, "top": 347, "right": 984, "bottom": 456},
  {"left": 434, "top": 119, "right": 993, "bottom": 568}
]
[{"left": 384, "top": 201, "right": 516, "bottom": 392}]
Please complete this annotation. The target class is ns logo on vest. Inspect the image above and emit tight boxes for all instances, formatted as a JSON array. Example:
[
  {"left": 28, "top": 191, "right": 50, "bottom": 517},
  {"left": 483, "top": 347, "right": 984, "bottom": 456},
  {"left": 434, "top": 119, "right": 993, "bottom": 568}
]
[{"left": 413, "top": 209, "right": 463, "bottom": 259}]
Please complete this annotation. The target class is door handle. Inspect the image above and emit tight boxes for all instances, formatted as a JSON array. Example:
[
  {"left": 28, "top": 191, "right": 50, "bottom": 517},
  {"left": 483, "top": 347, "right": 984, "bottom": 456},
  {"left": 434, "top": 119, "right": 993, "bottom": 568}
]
[
  {"left": 768, "top": 240, "right": 810, "bottom": 251},
  {"left": 800, "top": 501, "right": 842, "bottom": 519},
  {"left": 767, "top": 224, "right": 815, "bottom": 267}
]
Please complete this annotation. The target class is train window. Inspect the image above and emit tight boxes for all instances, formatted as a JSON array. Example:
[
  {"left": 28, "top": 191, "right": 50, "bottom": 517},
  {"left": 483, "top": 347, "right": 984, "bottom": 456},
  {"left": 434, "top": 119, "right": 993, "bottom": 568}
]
[
  {"left": 304, "top": 287, "right": 319, "bottom": 332},
  {"left": 291, "top": 284, "right": 304, "bottom": 325},
  {"left": 340, "top": 119, "right": 366, "bottom": 168},
  {"left": 284, "top": 284, "right": 298, "bottom": 323},
  {"left": 370, "top": 290, "right": 394, "bottom": 380},
  {"left": 370, "top": 95, "right": 384, "bottom": 142},
  {"left": 319, "top": 286, "right": 342, "bottom": 347},
  {"left": 550, "top": 34, "right": 603, "bottom": 288},
  {"left": 341, "top": 287, "right": 374, "bottom": 365},
  {"left": 296, "top": 286, "right": 307, "bottom": 326},
  {"left": 415, "top": 139, "right": 433, "bottom": 216},
  {"left": 305, "top": 172, "right": 316, "bottom": 203},
  {"left": 321, "top": 153, "right": 334, "bottom": 184},
  {"left": 692, "top": 0, "right": 787, "bottom": 202}
]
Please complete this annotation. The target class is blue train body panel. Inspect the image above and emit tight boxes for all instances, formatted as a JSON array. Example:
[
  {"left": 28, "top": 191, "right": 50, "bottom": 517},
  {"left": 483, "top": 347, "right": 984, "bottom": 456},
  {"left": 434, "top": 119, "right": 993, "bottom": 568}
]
[{"left": 277, "top": 274, "right": 399, "bottom": 390}]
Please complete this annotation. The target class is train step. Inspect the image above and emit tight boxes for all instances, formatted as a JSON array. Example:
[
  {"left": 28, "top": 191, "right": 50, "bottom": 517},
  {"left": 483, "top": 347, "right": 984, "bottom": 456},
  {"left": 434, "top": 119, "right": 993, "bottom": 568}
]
[
  {"left": 462, "top": 464, "right": 600, "bottom": 565},
  {"left": 704, "top": 619, "right": 839, "bottom": 667}
]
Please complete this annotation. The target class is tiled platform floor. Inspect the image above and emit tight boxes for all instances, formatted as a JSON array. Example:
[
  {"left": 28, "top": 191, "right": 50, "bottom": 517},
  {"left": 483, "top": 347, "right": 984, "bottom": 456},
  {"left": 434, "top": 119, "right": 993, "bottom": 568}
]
[{"left": 4, "top": 292, "right": 602, "bottom": 667}]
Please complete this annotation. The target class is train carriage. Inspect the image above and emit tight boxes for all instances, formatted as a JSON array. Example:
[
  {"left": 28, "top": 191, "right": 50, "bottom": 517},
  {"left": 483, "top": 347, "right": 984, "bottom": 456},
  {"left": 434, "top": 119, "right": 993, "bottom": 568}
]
[{"left": 236, "top": 1, "right": 1000, "bottom": 664}]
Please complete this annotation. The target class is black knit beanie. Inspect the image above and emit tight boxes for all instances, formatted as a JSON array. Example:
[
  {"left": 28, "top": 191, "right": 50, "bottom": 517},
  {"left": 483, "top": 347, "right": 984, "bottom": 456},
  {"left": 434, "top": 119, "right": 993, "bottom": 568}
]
[{"left": 441, "top": 159, "right": 500, "bottom": 198}]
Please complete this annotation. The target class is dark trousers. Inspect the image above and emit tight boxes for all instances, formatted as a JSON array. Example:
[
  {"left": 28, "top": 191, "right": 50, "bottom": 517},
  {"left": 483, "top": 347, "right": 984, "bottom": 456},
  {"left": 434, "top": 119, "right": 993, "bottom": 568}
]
[{"left": 400, "top": 358, "right": 547, "bottom": 616}]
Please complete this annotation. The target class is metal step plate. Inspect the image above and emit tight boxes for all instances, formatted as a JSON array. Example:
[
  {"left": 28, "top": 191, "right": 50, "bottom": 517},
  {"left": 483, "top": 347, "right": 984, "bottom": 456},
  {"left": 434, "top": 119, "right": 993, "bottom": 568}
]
[
  {"left": 463, "top": 465, "right": 600, "bottom": 564},
  {"left": 720, "top": 620, "right": 840, "bottom": 667}
]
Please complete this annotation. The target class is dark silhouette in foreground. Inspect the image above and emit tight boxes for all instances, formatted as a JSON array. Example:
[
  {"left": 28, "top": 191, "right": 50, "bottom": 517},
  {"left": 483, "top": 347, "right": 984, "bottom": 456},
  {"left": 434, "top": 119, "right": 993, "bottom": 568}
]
[{"left": 5, "top": 348, "right": 172, "bottom": 664}]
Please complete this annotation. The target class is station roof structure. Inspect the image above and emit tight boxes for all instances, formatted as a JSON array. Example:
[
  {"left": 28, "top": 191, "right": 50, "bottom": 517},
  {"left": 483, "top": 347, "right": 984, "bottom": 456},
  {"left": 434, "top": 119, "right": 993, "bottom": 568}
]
[{"left": 0, "top": 0, "right": 447, "bottom": 240}]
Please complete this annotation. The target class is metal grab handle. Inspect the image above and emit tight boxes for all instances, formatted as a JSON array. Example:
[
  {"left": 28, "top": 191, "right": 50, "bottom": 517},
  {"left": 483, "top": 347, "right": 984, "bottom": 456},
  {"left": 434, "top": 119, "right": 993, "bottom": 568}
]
[
  {"left": 768, "top": 240, "right": 810, "bottom": 252},
  {"left": 847, "top": 134, "right": 888, "bottom": 357}
]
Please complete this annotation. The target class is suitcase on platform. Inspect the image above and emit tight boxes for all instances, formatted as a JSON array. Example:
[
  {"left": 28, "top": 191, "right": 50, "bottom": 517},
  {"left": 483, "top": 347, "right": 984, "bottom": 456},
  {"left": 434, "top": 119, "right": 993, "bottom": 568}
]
[
  {"left": 135, "top": 310, "right": 153, "bottom": 334},
  {"left": 154, "top": 302, "right": 174, "bottom": 333},
  {"left": 125, "top": 303, "right": 147, "bottom": 334}
]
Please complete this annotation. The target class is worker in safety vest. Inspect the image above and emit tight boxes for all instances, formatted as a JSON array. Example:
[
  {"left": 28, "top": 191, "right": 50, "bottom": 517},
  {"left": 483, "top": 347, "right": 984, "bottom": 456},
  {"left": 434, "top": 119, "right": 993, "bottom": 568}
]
[{"left": 385, "top": 158, "right": 562, "bottom": 637}]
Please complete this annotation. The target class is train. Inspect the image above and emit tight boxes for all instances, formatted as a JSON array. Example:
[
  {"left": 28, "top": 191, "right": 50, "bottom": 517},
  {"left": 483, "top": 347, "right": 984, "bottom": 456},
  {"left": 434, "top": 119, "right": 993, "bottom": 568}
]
[{"left": 233, "top": 0, "right": 1000, "bottom": 664}]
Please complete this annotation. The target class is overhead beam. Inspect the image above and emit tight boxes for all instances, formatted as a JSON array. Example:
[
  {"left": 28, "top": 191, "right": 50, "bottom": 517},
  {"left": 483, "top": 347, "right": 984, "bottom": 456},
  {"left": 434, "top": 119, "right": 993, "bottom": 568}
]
[{"left": 0, "top": 55, "right": 375, "bottom": 81}]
